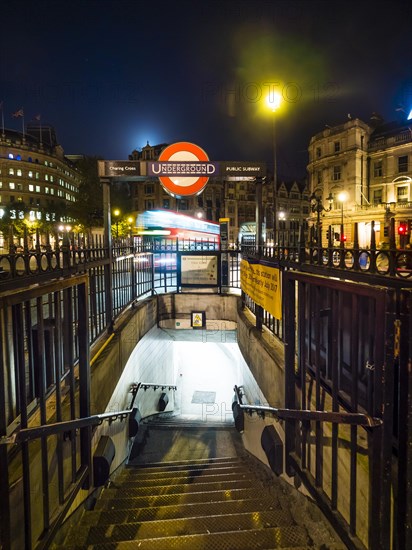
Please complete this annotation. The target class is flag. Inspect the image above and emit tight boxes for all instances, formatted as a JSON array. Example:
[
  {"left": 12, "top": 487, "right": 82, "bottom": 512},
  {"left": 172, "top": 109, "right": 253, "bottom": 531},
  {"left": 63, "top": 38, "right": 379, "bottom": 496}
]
[
  {"left": 12, "top": 108, "right": 24, "bottom": 118},
  {"left": 34, "top": 114, "right": 41, "bottom": 121}
]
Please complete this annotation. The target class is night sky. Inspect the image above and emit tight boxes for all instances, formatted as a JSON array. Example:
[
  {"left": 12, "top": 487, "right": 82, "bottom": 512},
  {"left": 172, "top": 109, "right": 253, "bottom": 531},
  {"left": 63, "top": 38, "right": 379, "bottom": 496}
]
[{"left": 1, "top": 0, "right": 411, "bottom": 180}]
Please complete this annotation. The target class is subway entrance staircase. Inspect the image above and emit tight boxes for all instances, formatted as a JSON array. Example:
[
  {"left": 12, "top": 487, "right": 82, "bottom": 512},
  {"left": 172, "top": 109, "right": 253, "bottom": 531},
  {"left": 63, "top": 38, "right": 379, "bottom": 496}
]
[{"left": 53, "top": 415, "right": 347, "bottom": 549}]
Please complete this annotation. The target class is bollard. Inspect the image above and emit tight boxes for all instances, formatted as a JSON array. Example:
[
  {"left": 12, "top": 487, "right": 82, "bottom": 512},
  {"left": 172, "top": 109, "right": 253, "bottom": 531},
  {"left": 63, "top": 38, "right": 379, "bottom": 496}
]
[
  {"left": 261, "top": 424, "right": 283, "bottom": 476},
  {"left": 128, "top": 407, "right": 142, "bottom": 438},
  {"left": 158, "top": 392, "right": 169, "bottom": 412},
  {"left": 232, "top": 402, "right": 244, "bottom": 433},
  {"left": 93, "top": 435, "right": 115, "bottom": 487}
]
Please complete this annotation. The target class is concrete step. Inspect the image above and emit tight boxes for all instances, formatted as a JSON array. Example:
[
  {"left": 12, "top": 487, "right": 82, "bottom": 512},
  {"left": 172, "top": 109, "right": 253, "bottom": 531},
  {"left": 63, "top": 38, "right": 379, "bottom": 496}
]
[
  {"left": 60, "top": 525, "right": 310, "bottom": 550},
  {"left": 94, "top": 487, "right": 263, "bottom": 510},
  {"left": 70, "top": 509, "right": 297, "bottom": 546},
  {"left": 99, "top": 477, "right": 256, "bottom": 499},
  {"left": 79, "top": 496, "right": 284, "bottom": 527},
  {"left": 111, "top": 470, "right": 253, "bottom": 488},
  {"left": 115, "top": 463, "right": 250, "bottom": 482}
]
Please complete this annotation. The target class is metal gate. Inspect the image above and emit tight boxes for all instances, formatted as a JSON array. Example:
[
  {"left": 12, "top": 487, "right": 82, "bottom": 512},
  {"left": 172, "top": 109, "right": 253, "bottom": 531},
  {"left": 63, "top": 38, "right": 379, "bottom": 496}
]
[{"left": 283, "top": 270, "right": 412, "bottom": 550}]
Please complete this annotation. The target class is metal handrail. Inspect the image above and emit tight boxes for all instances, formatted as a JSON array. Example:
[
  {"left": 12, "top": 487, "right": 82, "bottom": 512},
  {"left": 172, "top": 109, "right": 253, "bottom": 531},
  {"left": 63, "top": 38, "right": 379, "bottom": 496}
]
[
  {"left": 139, "top": 383, "right": 177, "bottom": 391},
  {"left": 1, "top": 381, "right": 178, "bottom": 446},
  {"left": 233, "top": 385, "right": 382, "bottom": 428}
]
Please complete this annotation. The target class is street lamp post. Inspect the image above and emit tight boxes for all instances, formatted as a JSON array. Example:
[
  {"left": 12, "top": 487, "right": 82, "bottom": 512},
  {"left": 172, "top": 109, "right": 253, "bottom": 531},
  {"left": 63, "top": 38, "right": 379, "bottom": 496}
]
[
  {"left": 266, "top": 91, "right": 281, "bottom": 245},
  {"left": 337, "top": 191, "right": 348, "bottom": 246},
  {"left": 127, "top": 216, "right": 133, "bottom": 239},
  {"left": 310, "top": 192, "right": 333, "bottom": 244}
]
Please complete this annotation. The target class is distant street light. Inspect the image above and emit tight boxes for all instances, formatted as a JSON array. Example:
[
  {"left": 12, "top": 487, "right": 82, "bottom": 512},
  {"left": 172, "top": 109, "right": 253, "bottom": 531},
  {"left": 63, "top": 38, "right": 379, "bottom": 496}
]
[
  {"left": 127, "top": 216, "right": 133, "bottom": 238},
  {"left": 113, "top": 209, "right": 120, "bottom": 238},
  {"left": 265, "top": 91, "right": 282, "bottom": 244}
]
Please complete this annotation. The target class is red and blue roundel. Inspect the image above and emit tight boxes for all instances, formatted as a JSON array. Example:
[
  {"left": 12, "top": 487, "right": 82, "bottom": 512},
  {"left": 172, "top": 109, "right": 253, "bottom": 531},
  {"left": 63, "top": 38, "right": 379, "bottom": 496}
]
[{"left": 158, "top": 141, "right": 210, "bottom": 197}]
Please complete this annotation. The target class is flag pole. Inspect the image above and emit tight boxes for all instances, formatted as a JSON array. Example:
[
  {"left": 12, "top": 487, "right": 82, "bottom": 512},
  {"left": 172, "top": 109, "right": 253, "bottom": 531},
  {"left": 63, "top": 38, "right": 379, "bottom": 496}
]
[{"left": 0, "top": 101, "right": 4, "bottom": 139}]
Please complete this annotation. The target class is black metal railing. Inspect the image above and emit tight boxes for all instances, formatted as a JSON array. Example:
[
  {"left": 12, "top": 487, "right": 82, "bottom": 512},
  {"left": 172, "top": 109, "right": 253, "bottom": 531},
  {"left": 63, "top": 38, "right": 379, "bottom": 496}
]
[
  {"left": 233, "top": 384, "right": 384, "bottom": 550},
  {"left": 0, "top": 380, "right": 177, "bottom": 550}
]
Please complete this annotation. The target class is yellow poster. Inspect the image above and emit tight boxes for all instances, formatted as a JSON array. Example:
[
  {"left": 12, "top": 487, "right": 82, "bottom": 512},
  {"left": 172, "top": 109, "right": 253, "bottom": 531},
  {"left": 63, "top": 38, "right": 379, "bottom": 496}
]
[{"left": 240, "top": 260, "right": 282, "bottom": 320}]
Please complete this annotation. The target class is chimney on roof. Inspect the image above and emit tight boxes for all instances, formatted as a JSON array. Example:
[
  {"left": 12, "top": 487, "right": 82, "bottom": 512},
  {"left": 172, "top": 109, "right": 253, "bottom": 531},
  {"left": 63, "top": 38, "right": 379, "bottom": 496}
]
[{"left": 370, "top": 112, "right": 384, "bottom": 128}]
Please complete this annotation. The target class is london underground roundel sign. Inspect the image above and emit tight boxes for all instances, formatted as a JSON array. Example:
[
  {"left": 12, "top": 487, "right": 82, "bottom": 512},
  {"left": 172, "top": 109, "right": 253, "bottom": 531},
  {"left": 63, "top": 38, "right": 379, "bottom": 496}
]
[{"left": 157, "top": 141, "right": 210, "bottom": 197}]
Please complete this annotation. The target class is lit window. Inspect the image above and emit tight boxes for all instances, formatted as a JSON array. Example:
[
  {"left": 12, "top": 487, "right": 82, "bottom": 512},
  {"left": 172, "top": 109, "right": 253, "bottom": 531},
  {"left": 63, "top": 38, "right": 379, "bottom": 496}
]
[
  {"left": 8, "top": 168, "right": 14, "bottom": 175},
  {"left": 333, "top": 165, "right": 341, "bottom": 181},
  {"left": 9, "top": 182, "right": 15, "bottom": 190},
  {"left": 35, "top": 186, "right": 40, "bottom": 192},
  {"left": 28, "top": 171, "right": 33, "bottom": 178},
  {"left": 45, "top": 187, "right": 49, "bottom": 194},
  {"left": 45, "top": 174, "right": 49, "bottom": 181},
  {"left": 29, "top": 184, "right": 34, "bottom": 192},
  {"left": 8, "top": 153, "right": 14, "bottom": 159},
  {"left": 17, "top": 169, "right": 22, "bottom": 176},
  {"left": 36, "top": 172, "right": 40, "bottom": 179},
  {"left": 397, "top": 186, "right": 408, "bottom": 202}
]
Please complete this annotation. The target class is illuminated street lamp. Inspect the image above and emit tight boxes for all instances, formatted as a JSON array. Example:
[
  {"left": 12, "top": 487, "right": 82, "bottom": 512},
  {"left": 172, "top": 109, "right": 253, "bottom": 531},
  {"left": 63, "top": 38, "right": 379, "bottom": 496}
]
[
  {"left": 337, "top": 191, "right": 348, "bottom": 244},
  {"left": 310, "top": 192, "right": 333, "bottom": 243},
  {"left": 127, "top": 216, "right": 134, "bottom": 238},
  {"left": 113, "top": 209, "right": 120, "bottom": 238},
  {"left": 278, "top": 210, "right": 285, "bottom": 246},
  {"left": 265, "top": 91, "right": 282, "bottom": 243}
]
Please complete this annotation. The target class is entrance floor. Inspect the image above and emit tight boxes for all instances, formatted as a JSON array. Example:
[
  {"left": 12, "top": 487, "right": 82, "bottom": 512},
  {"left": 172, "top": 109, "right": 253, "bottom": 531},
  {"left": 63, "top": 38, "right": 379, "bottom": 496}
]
[{"left": 159, "top": 327, "right": 243, "bottom": 423}]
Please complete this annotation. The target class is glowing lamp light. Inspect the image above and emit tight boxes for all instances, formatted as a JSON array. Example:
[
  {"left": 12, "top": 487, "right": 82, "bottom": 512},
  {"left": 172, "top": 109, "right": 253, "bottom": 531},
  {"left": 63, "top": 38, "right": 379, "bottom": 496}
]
[
  {"left": 265, "top": 91, "right": 282, "bottom": 112},
  {"left": 408, "top": 109, "right": 412, "bottom": 120}
]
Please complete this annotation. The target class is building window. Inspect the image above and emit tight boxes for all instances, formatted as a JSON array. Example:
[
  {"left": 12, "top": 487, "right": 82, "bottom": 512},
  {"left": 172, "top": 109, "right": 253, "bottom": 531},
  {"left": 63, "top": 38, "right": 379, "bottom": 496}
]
[
  {"left": 334, "top": 141, "right": 341, "bottom": 152},
  {"left": 374, "top": 161, "right": 383, "bottom": 177},
  {"left": 333, "top": 165, "right": 341, "bottom": 181},
  {"left": 144, "top": 199, "right": 154, "bottom": 210},
  {"left": 316, "top": 147, "right": 321, "bottom": 158},
  {"left": 9, "top": 182, "right": 15, "bottom": 190},
  {"left": 144, "top": 184, "right": 154, "bottom": 194},
  {"left": 398, "top": 156, "right": 408, "bottom": 173},
  {"left": 17, "top": 169, "right": 22, "bottom": 176},
  {"left": 373, "top": 188, "right": 382, "bottom": 204},
  {"left": 163, "top": 199, "right": 170, "bottom": 209},
  {"left": 178, "top": 199, "right": 188, "bottom": 210},
  {"left": 317, "top": 170, "right": 322, "bottom": 184},
  {"left": 8, "top": 168, "right": 14, "bottom": 175},
  {"left": 397, "top": 186, "right": 408, "bottom": 202}
]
